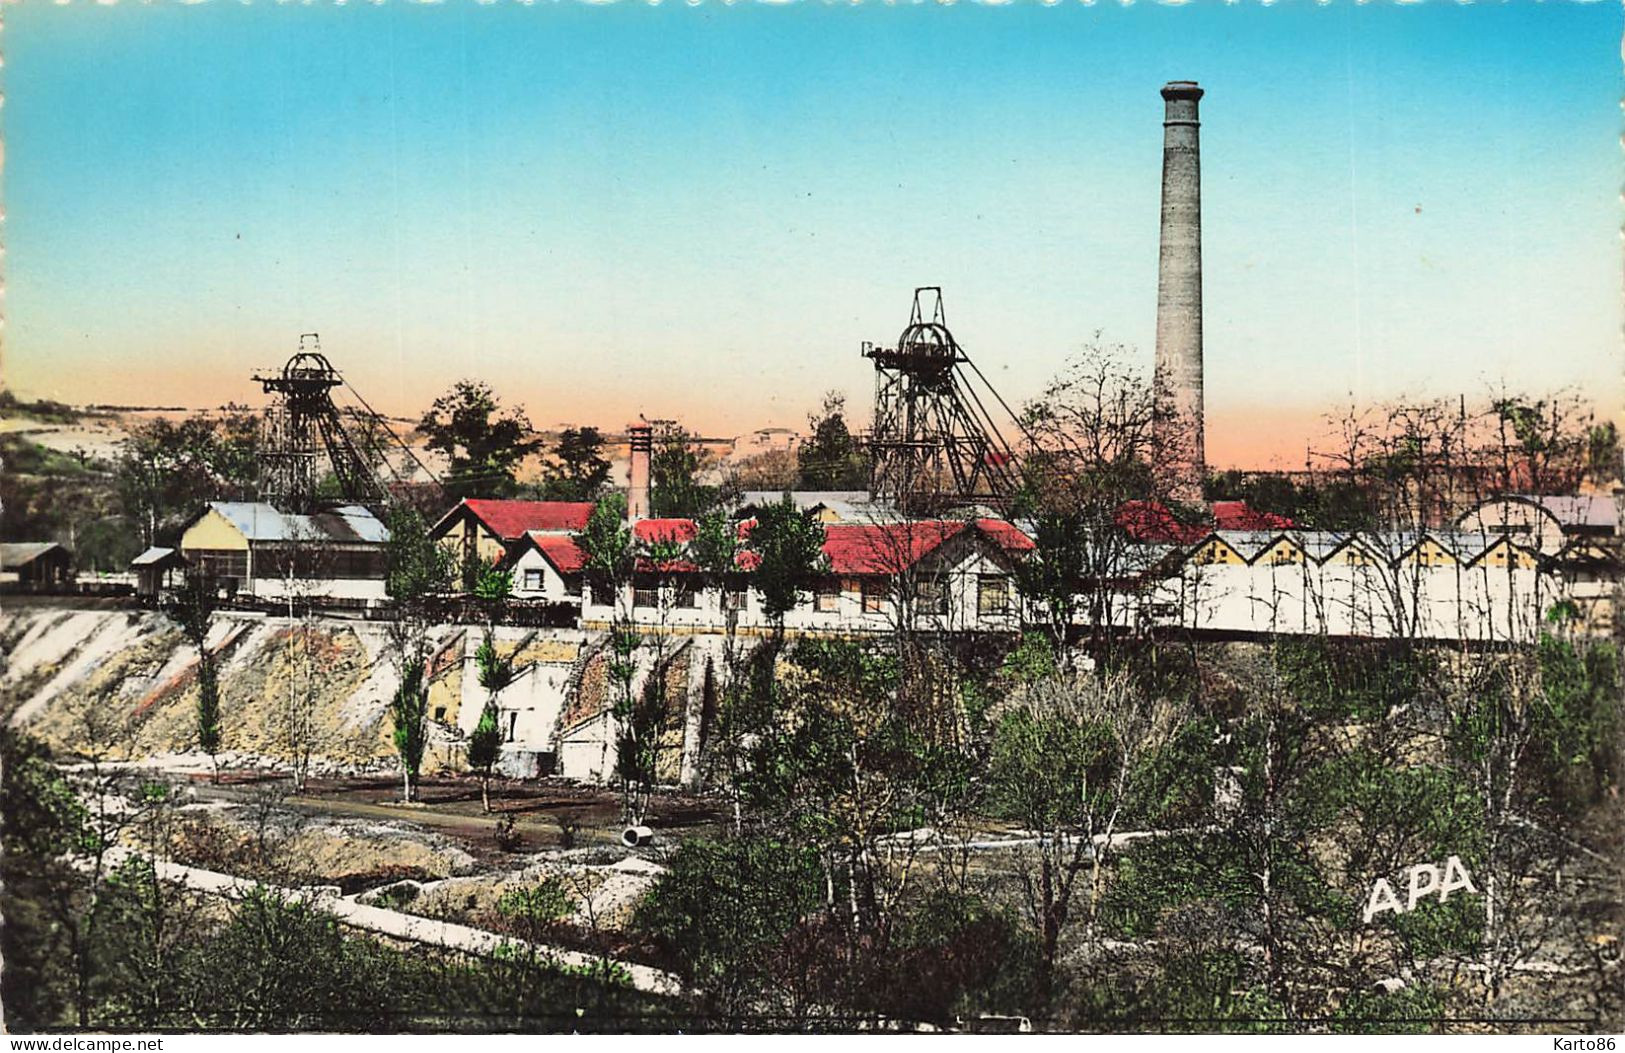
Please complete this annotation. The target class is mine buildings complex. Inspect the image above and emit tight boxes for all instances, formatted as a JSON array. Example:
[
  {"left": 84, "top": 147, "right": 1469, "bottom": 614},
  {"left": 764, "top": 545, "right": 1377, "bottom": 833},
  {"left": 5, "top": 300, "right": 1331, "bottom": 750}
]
[{"left": 7, "top": 82, "right": 1617, "bottom": 785}]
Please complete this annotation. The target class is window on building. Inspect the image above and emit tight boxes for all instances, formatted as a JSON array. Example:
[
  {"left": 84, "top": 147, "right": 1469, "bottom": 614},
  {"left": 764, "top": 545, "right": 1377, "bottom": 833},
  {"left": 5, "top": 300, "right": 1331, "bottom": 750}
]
[
  {"left": 978, "top": 575, "right": 1010, "bottom": 616},
  {"left": 505, "top": 711, "right": 518, "bottom": 744},
  {"left": 185, "top": 549, "right": 248, "bottom": 581},
  {"left": 915, "top": 576, "right": 948, "bottom": 616},
  {"left": 590, "top": 580, "right": 615, "bottom": 607},
  {"left": 674, "top": 581, "right": 699, "bottom": 609},
  {"left": 723, "top": 584, "right": 749, "bottom": 611},
  {"left": 816, "top": 579, "right": 841, "bottom": 613},
  {"left": 523, "top": 569, "right": 544, "bottom": 591},
  {"left": 862, "top": 579, "right": 887, "bottom": 614},
  {"left": 633, "top": 577, "right": 660, "bottom": 609}
]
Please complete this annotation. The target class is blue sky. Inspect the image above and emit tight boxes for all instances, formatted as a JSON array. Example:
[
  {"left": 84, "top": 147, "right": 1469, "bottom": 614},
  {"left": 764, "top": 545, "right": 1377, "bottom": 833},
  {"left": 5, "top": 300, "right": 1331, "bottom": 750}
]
[{"left": 5, "top": 1, "right": 1620, "bottom": 465}]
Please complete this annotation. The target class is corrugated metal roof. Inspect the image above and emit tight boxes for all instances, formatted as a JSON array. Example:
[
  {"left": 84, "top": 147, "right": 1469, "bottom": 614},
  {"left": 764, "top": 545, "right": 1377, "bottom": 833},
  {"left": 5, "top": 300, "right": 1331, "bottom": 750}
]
[
  {"left": 330, "top": 505, "right": 390, "bottom": 543},
  {"left": 204, "top": 502, "right": 388, "bottom": 545},
  {"left": 130, "top": 546, "right": 180, "bottom": 567},
  {"left": 209, "top": 502, "right": 294, "bottom": 541}
]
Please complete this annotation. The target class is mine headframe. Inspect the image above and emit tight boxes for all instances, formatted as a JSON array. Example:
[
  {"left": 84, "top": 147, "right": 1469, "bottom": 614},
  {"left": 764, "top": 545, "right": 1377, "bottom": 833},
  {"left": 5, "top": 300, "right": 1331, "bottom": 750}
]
[
  {"left": 863, "top": 288, "right": 1023, "bottom": 515},
  {"left": 252, "top": 334, "right": 390, "bottom": 514}
]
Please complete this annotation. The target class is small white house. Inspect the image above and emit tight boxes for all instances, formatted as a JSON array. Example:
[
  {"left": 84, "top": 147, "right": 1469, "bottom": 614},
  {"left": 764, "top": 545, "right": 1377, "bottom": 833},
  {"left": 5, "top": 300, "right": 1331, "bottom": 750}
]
[{"left": 507, "top": 530, "right": 587, "bottom": 605}]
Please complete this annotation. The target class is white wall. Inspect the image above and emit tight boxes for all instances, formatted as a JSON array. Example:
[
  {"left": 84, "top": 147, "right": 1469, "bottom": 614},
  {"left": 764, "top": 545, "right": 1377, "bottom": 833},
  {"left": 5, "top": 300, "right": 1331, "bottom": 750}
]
[
  {"left": 1148, "top": 558, "right": 1552, "bottom": 643},
  {"left": 578, "top": 533, "right": 1023, "bottom": 636},
  {"left": 454, "top": 627, "right": 589, "bottom": 765},
  {"left": 249, "top": 576, "right": 389, "bottom": 603},
  {"left": 510, "top": 547, "right": 575, "bottom": 603}
]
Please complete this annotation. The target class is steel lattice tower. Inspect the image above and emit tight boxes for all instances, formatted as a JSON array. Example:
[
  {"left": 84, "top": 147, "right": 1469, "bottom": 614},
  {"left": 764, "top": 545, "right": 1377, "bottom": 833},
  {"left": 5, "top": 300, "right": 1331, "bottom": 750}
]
[
  {"left": 253, "top": 335, "right": 388, "bottom": 513},
  {"left": 864, "top": 289, "right": 1022, "bottom": 515}
]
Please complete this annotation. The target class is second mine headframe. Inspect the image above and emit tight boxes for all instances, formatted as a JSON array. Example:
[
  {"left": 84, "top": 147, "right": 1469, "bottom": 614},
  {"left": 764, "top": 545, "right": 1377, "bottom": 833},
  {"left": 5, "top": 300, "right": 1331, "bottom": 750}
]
[
  {"left": 253, "top": 334, "right": 390, "bottom": 515},
  {"left": 863, "top": 288, "right": 1023, "bottom": 515}
]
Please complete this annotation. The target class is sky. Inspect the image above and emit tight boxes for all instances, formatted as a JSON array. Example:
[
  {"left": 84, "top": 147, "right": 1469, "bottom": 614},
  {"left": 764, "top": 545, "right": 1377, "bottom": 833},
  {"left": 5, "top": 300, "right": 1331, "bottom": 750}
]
[{"left": 4, "top": 0, "right": 1621, "bottom": 468}]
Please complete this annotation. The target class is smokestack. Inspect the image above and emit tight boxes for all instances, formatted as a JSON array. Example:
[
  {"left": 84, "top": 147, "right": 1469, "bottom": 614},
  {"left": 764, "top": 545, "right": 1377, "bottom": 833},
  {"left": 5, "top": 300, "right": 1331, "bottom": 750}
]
[
  {"left": 627, "top": 421, "right": 652, "bottom": 523},
  {"left": 1153, "top": 80, "right": 1206, "bottom": 504}
]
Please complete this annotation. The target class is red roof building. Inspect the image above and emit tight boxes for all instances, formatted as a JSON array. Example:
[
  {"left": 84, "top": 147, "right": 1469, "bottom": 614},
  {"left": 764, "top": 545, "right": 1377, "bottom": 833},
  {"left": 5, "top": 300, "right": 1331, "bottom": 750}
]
[
  {"left": 521, "top": 532, "right": 588, "bottom": 575},
  {"left": 429, "top": 498, "right": 597, "bottom": 567},
  {"left": 1211, "top": 499, "right": 1294, "bottom": 532},
  {"left": 821, "top": 519, "right": 1035, "bottom": 576},
  {"left": 452, "top": 499, "right": 596, "bottom": 538},
  {"left": 633, "top": 519, "right": 700, "bottom": 545},
  {"left": 1116, "top": 499, "right": 1293, "bottom": 544}
]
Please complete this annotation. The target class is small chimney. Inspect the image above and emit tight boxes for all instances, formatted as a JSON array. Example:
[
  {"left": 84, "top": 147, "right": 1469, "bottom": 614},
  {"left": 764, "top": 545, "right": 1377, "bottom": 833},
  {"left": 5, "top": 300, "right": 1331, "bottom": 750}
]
[{"left": 627, "top": 421, "right": 652, "bottom": 522}]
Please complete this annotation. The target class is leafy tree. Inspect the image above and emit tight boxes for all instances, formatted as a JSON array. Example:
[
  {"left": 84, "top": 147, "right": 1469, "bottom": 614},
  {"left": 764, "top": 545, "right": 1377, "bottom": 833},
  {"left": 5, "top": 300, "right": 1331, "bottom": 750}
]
[
  {"left": 470, "top": 631, "right": 515, "bottom": 814},
  {"left": 650, "top": 424, "right": 725, "bottom": 518},
  {"left": 743, "top": 495, "right": 827, "bottom": 643},
  {"left": 740, "top": 641, "right": 973, "bottom": 930},
  {"left": 384, "top": 504, "right": 455, "bottom": 604},
  {"left": 574, "top": 494, "right": 635, "bottom": 597},
  {"left": 797, "top": 392, "right": 868, "bottom": 491},
  {"left": 168, "top": 575, "right": 223, "bottom": 782},
  {"left": 1585, "top": 421, "right": 1620, "bottom": 486},
  {"left": 635, "top": 836, "right": 824, "bottom": 1019},
  {"left": 472, "top": 563, "right": 514, "bottom": 614},
  {"left": 0, "top": 731, "right": 90, "bottom": 863},
  {"left": 691, "top": 511, "right": 743, "bottom": 595},
  {"left": 389, "top": 657, "right": 430, "bottom": 804},
  {"left": 75, "top": 515, "right": 144, "bottom": 575},
  {"left": 572, "top": 496, "right": 654, "bottom": 822},
  {"left": 539, "top": 426, "right": 612, "bottom": 501},
  {"left": 419, "top": 379, "right": 541, "bottom": 500},
  {"left": 1011, "top": 512, "right": 1090, "bottom": 671},
  {"left": 986, "top": 670, "right": 1166, "bottom": 1006},
  {"left": 116, "top": 413, "right": 255, "bottom": 546}
]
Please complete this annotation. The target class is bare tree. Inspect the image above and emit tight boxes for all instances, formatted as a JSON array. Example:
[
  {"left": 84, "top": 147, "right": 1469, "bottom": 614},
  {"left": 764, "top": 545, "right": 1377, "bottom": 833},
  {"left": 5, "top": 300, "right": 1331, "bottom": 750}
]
[{"left": 1020, "top": 339, "right": 1195, "bottom": 669}]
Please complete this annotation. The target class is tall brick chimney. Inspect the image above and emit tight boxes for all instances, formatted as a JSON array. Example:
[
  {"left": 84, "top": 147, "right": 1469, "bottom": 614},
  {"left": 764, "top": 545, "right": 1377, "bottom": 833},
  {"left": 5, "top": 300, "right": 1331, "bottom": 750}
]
[
  {"left": 627, "top": 421, "right": 652, "bottom": 523},
  {"left": 1153, "top": 80, "right": 1206, "bottom": 504}
]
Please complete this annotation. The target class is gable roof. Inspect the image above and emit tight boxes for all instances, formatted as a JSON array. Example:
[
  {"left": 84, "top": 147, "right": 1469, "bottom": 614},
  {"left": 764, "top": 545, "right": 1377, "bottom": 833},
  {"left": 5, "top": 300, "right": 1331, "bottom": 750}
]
[
  {"left": 438, "top": 499, "right": 596, "bottom": 540},
  {"left": 519, "top": 532, "right": 588, "bottom": 575},
  {"left": 974, "top": 518, "right": 1037, "bottom": 554},
  {"left": 0, "top": 542, "right": 68, "bottom": 570},
  {"left": 820, "top": 519, "right": 1031, "bottom": 576},
  {"left": 822, "top": 522, "right": 965, "bottom": 575}
]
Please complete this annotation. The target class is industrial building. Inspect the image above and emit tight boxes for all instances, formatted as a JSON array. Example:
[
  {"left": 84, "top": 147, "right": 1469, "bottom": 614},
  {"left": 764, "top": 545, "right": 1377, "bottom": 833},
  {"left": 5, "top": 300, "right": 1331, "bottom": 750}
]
[{"left": 177, "top": 501, "right": 391, "bottom": 605}]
